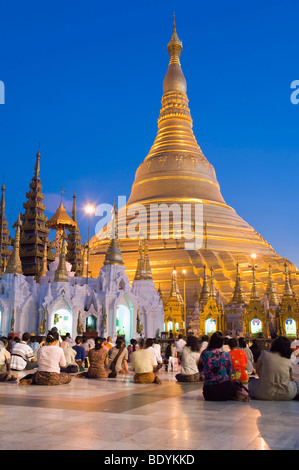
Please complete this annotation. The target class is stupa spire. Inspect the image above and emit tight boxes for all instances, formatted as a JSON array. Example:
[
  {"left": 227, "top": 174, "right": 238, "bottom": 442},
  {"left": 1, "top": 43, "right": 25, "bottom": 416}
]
[
  {"left": 103, "top": 203, "right": 124, "bottom": 266},
  {"left": 127, "top": 19, "right": 225, "bottom": 208},
  {"left": 40, "top": 242, "right": 48, "bottom": 277},
  {"left": 266, "top": 265, "right": 280, "bottom": 305},
  {"left": 169, "top": 267, "right": 178, "bottom": 297},
  {"left": 198, "top": 265, "right": 210, "bottom": 308},
  {"left": 250, "top": 266, "right": 260, "bottom": 301},
  {"left": 144, "top": 239, "right": 153, "bottom": 280},
  {"left": 209, "top": 267, "right": 217, "bottom": 299},
  {"left": 231, "top": 263, "right": 245, "bottom": 304},
  {"left": 54, "top": 233, "right": 69, "bottom": 282},
  {"left": 67, "top": 193, "right": 83, "bottom": 276},
  {"left": 5, "top": 213, "right": 23, "bottom": 275},
  {"left": 71, "top": 193, "right": 77, "bottom": 222},
  {"left": 167, "top": 15, "right": 183, "bottom": 63},
  {"left": 34, "top": 148, "right": 41, "bottom": 177},
  {"left": 283, "top": 263, "right": 295, "bottom": 298},
  {"left": 134, "top": 238, "right": 146, "bottom": 280},
  {"left": 0, "top": 179, "right": 11, "bottom": 274}
]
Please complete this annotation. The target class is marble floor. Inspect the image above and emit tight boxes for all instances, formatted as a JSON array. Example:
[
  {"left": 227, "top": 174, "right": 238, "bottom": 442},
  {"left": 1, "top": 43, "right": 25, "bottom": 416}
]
[{"left": 0, "top": 366, "right": 298, "bottom": 451}]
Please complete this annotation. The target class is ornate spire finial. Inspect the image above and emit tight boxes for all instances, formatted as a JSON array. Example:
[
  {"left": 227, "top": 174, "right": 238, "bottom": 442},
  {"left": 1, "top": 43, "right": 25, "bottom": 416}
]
[
  {"left": 163, "top": 16, "right": 186, "bottom": 94},
  {"left": 134, "top": 238, "right": 146, "bottom": 280},
  {"left": 34, "top": 148, "right": 41, "bottom": 178},
  {"left": 72, "top": 193, "right": 77, "bottom": 222},
  {"left": 40, "top": 242, "right": 48, "bottom": 277},
  {"left": 198, "top": 264, "right": 210, "bottom": 307},
  {"left": 103, "top": 202, "right": 124, "bottom": 266},
  {"left": 250, "top": 265, "right": 260, "bottom": 301},
  {"left": 169, "top": 266, "right": 179, "bottom": 298},
  {"left": 209, "top": 267, "right": 217, "bottom": 298},
  {"left": 266, "top": 264, "right": 280, "bottom": 305},
  {"left": 144, "top": 238, "right": 153, "bottom": 280},
  {"left": 5, "top": 213, "right": 23, "bottom": 275},
  {"left": 60, "top": 185, "right": 66, "bottom": 204},
  {"left": 1, "top": 179, "right": 5, "bottom": 210},
  {"left": 54, "top": 232, "right": 69, "bottom": 282},
  {"left": 167, "top": 14, "right": 183, "bottom": 61},
  {"left": 283, "top": 262, "right": 294, "bottom": 297},
  {"left": 231, "top": 263, "right": 245, "bottom": 304}
]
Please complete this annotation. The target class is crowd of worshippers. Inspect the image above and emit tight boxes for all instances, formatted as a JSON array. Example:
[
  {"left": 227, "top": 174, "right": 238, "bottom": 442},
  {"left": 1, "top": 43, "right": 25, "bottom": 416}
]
[{"left": 0, "top": 329, "right": 299, "bottom": 402}]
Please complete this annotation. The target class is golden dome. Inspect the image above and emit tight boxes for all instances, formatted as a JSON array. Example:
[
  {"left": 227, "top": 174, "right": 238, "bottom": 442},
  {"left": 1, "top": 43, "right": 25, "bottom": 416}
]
[{"left": 47, "top": 202, "right": 77, "bottom": 229}]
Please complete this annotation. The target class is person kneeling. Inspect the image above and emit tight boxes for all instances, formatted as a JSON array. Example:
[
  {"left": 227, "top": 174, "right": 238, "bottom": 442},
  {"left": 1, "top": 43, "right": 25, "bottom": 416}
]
[{"left": 131, "top": 339, "right": 162, "bottom": 384}]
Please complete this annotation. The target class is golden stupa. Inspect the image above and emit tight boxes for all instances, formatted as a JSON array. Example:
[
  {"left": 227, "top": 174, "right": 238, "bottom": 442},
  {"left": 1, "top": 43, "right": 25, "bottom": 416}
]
[
  {"left": 89, "top": 19, "right": 299, "bottom": 307},
  {"left": 47, "top": 192, "right": 77, "bottom": 257}
]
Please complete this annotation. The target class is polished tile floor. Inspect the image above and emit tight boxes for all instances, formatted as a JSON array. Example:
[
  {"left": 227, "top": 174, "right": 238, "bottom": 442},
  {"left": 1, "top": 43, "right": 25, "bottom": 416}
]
[{"left": 0, "top": 365, "right": 298, "bottom": 451}]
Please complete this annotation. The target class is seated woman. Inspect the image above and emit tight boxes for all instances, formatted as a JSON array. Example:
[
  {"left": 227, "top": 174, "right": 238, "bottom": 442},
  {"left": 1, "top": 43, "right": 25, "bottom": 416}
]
[
  {"left": 198, "top": 331, "right": 249, "bottom": 402},
  {"left": 127, "top": 339, "right": 139, "bottom": 363},
  {"left": 19, "top": 330, "right": 72, "bottom": 386},
  {"left": 131, "top": 338, "right": 162, "bottom": 384},
  {"left": 238, "top": 337, "right": 255, "bottom": 375},
  {"left": 228, "top": 337, "right": 249, "bottom": 384},
  {"left": 248, "top": 336, "right": 299, "bottom": 401},
  {"left": 175, "top": 336, "right": 201, "bottom": 382},
  {"left": 249, "top": 338, "right": 262, "bottom": 364},
  {"left": 107, "top": 337, "right": 129, "bottom": 376},
  {"left": 61, "top": 347, "right": 79, "bottom": 374},
  {"left": 164, "top": 339, "right": 177, "bottom": 371},
  {"left": 77, "top": 337, "right": 111, "bottom": 378}
]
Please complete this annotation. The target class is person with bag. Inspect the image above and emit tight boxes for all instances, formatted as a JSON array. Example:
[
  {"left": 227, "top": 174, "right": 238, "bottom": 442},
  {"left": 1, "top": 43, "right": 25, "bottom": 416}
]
[
  {"left": 107, "top": 337, "right": 129, "bottom": 377},
  {"left": 198, "top": 331, "right": 249, "bottom": 402}
]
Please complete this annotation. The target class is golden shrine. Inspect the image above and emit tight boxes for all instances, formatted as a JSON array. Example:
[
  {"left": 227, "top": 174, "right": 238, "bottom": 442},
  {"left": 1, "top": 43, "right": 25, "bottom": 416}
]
[{"left": 1, "top": 20, "right": 298, "bottom": 340}]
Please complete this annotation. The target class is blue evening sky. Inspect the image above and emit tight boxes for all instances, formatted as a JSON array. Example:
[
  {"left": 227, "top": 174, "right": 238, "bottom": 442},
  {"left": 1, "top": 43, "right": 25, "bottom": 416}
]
[{"left": 0, "top": 0, "right": 299, "bottom": 266}]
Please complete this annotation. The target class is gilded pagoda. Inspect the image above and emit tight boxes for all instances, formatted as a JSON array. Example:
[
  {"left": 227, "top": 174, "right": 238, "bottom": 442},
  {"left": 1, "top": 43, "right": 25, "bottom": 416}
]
[{"left": 89, "top": 19, "right": 299, "bottom": 315}]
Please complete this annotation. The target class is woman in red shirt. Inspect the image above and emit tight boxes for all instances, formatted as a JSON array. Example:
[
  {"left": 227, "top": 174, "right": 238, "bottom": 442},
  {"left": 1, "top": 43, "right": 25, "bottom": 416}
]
[{"left": 228, "top": 338, "right": 249, "bottom": 384}]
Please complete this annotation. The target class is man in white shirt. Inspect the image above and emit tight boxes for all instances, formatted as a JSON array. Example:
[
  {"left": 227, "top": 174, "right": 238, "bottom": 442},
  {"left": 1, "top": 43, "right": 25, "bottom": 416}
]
[
  {"left": 10, "top": 332, "right": 37, "bottom": 371},
  {"left": 65, "top": 333, "right": 75, "bottom": 347},
  {"left": 131, "top": 338, "right": 162, "bottom": 384},
  {"left": 153, "top": 338, "right": 163, "bottom": 364},
  {"left": 175, "top": 335, "right": 186, "bottom": 361},
  {"left": 199, "top": 335, "right": 209, "bottom": 355},
  {"left": 146, "top": 338, "right": 162, "bottom": 372}
]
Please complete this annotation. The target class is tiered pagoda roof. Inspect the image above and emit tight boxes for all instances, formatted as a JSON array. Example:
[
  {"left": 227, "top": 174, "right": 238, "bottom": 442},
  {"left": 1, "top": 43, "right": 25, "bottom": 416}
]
[{"left": 20, "top": 149, "right": 54, "bottom": 279}]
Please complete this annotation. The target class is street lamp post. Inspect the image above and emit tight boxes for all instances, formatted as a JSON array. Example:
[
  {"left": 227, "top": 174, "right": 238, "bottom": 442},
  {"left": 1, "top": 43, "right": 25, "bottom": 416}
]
[{"left": 84, "top": 202, "right": 95, "bottom": 285}]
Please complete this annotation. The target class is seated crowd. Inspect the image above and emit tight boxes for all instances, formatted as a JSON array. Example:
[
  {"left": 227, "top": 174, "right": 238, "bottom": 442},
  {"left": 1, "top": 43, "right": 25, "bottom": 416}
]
[{"left": 0, "top": 329, "right": 298, "bottom": 402}]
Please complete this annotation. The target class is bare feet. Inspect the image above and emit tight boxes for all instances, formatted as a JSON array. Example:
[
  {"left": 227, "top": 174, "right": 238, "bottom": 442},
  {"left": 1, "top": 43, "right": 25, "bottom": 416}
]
[
  {"left": 19, "top": 378, "right": 33, "bottom": 386},
  {"left": 234, "top": 390, "right": 250, "bottom": 402}
]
